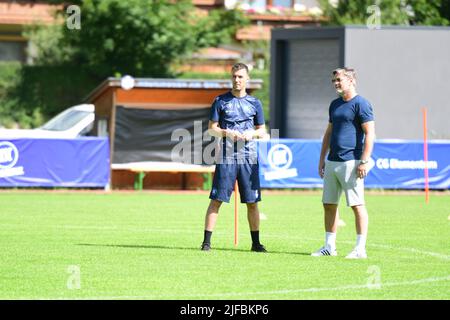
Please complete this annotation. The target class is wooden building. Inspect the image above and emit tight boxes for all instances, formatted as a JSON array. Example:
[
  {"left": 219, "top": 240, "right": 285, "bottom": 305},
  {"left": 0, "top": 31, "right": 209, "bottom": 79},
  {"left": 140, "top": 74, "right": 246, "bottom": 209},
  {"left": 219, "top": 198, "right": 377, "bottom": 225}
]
[{"left": 84, "top": 77, "right": 262, "bottom": 190}]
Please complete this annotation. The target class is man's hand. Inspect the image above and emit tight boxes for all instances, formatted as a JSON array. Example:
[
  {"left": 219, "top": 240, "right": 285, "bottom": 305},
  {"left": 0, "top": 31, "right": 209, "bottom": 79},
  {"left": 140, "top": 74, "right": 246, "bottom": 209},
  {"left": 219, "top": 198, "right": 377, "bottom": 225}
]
[
  {"left": 242, "top": 130, "right": 255, "bottom": 141},
  {"left": 224, "top": 129, "right": 244, "bottom": 142},
  {"left": 357, "top": 163, "right": 368, "bottom": 179},
  {"left": 318, "top": 161, "right": 325, "bottom": 179}
]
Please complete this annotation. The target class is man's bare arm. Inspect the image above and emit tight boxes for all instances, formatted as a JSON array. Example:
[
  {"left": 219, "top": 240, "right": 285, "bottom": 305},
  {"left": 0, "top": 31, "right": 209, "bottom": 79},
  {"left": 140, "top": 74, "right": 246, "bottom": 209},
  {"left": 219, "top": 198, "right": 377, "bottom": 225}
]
[
  {"left": 207, "top": 120, "right": 226, "bottom": 138},
  {"left": 318, "top": 123, "right": 332, "bottom": 178},
  {"left": 242, "top": 124, "right": 268, "bottom": 141},
  {"left": 360, "top": 121, "right": 375, "bottom": 161},
  {"left": 208, "top": 120, "right": 242, "bottom": 141},
  {"left": 357, "top": 121, "right": 375, "bottom": 178}
]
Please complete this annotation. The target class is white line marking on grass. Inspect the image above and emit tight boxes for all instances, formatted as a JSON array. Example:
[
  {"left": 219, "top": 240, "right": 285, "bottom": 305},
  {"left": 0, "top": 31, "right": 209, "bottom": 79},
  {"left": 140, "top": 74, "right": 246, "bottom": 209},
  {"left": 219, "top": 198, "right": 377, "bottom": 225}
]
[
  {"left": 366, "top": 243, "right": 450, "bottom": 261},
  {"left": 263, "top": 235, "right": 450, "bottom": 261},
  {"left": 7, "top": 227, "right": 450, "bottom": 300},
  {"left": 6, "top": 223, "right": 448, "bottom": 260},
  {"left": 59, "top": 225, "right": 119, "bottom": 230},
  {"left": 55, "top": 225, "right": 206, "bottom": 234},
  {"left": 25, "top": 275, "right": 450, "bottom": 300},
  {"left": 53, "top": 226, "right": 450, "bottom": 260},
  {"left": 336, "top": 239, "right": 450, "bottom": 261}
]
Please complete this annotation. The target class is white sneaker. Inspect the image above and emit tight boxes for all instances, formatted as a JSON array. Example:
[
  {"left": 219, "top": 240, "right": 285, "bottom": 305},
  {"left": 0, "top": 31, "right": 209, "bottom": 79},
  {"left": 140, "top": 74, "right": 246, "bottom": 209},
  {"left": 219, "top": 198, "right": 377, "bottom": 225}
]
[
  {"left": 311, "top": 246, "right": 337, "bottom": 257},
  {"left": 345, "top": 248, "right": 367, "bottom": 259}
]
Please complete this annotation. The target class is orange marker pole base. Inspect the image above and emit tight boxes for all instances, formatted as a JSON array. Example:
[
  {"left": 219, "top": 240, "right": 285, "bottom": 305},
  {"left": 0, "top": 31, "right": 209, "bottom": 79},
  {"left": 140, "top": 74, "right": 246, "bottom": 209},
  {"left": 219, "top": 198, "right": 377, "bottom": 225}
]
[{"left": 234, "top": 181, "right": 238, "bottom": 246}]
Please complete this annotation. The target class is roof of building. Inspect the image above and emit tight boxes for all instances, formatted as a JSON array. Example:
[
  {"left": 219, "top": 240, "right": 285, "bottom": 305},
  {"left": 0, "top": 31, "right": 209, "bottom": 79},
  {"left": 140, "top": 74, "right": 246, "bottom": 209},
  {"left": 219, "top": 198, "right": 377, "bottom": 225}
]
[
  {"left": 84, "top": 77, "right": 263, "bottom": 103},
  {"left": 0, "top": 1, "right": 59, "bottom": 25},
  {"left": 191, "top": 47, "right": 244, "bottom": 60}
]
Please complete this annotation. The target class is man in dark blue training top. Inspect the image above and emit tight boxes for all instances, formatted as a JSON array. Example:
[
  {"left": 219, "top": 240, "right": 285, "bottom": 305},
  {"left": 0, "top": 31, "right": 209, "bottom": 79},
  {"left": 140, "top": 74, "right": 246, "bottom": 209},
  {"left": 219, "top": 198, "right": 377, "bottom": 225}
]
[
  {"left": 312, "top": 67, "right": 375, "bottom": 259},
  {"left": 201, "top": 63, "right": 268, "bottom": 252}
]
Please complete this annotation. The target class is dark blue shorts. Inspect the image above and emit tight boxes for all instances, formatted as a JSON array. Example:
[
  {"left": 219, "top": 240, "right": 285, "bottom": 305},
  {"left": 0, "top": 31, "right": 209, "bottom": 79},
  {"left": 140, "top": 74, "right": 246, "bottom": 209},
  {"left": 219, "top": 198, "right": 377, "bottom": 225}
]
[{"left": 209, "top": 159, "right": 261, "bottom": 203}]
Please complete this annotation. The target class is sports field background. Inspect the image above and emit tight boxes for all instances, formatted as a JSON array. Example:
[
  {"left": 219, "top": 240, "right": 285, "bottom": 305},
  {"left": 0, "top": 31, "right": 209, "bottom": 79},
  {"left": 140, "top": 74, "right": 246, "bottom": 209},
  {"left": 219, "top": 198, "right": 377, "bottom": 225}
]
[{"left": 0, "top": 190, "right": 449, "bottom": 300}]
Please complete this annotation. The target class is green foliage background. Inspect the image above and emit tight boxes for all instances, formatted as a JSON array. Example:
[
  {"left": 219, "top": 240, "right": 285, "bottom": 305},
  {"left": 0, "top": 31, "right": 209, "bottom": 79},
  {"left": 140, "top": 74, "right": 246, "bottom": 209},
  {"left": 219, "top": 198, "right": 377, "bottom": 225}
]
[
  {"left": 319, "top": 0, "right": 450, "bottom": 26},
  {"left": 180, "top": 69, "right": 270, "bottom": 124},
  {"left": 2, "top": 0, "right": 450, "bottom": 128},
  {"left": 0, "top": 0, "right": 249, "bottom": 128}
]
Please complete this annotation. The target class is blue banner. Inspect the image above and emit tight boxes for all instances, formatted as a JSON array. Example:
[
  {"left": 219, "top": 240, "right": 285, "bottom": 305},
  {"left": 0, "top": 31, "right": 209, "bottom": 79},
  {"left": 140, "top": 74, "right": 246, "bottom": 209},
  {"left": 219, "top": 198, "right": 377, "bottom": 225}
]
[
  {"left": 258, "top": 139, "right": 322, "bottom": 188},
  {"left": 0, "top": 138, "right": 110, "bottom": 188},
  {"left": 258, "top": 139, "right": 450, "bottom": 189},
  {"left": 366, "top": 140, "right": 450, "bottom": 189}
]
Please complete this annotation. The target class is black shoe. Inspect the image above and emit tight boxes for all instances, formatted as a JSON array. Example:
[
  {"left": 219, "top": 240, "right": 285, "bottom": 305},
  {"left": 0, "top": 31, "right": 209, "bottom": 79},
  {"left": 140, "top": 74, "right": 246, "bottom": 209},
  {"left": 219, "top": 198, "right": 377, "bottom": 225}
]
[
  {"left": 251, "top": 243, "right": 267, "bottom": 253},
  {"left": 201, "top": 242, "right": 211, "bottom": 251}
]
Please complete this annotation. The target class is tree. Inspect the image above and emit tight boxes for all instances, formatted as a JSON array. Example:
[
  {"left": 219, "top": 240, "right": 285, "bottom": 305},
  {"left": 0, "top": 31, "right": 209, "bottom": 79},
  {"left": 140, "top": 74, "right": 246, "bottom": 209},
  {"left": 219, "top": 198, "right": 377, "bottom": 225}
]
[
  {"left": 409, "top": 0, "right": 449, "bottom": 25},
  {"left": 31, "top": 0, "right": 248, "bottom": 79},
  {"left": 319, "top": 0, "right": 449, "bottom": 26},
  {"left": 193, "top": 8, "right": 249, "bottom": 48},
  {"left": 12, "top": 0, "right": 249, "bottom": 124},
  {"left": 440, "top": 0, "right": 450, "bottom": 21},
  {"left": 24, "top": 24, "right": 74, "bottom": 66}
]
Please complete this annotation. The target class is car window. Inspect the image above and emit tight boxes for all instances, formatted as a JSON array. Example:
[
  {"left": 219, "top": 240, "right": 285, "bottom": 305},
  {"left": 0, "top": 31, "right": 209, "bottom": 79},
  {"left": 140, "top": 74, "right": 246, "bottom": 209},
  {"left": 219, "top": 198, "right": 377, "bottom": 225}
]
[{"left": 40, "top": 110, "right": 91, "bottom": 131}]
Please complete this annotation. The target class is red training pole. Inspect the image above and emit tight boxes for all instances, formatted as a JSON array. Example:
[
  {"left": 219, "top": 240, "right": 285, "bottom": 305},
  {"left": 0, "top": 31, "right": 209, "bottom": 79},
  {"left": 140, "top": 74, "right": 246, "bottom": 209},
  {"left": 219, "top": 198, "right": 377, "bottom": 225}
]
[
  {"left": 422, "top": 108, "right": 429, "bottom": 203},
  {"left": 234, "top": 181, "right": 238, "bottom": 246}
]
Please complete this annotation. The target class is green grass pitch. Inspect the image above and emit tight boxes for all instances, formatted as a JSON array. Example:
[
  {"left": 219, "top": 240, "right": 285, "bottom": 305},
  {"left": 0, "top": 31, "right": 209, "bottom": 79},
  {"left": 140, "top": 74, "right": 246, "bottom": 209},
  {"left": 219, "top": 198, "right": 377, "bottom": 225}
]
[{"left": 0, "top": 191, "right": 449, "bottom": 300}]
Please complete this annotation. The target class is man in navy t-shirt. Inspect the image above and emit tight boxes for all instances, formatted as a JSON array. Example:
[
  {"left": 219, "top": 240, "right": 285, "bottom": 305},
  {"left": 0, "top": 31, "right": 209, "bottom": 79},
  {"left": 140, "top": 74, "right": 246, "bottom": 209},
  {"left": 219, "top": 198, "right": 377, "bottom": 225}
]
[
  {"left": 201, "top": 63, "right": 268, "bottom": 253},
  {"left": 312, "top": 68, "right": 375, "bottom": 259}
]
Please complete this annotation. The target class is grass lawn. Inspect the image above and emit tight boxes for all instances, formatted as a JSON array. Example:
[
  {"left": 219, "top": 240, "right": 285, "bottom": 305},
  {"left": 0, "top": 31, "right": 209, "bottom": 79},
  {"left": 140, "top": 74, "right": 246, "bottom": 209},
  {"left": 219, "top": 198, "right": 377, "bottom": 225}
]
[{"left": 0, "top": 191, "right": 448, "bottom": 300}]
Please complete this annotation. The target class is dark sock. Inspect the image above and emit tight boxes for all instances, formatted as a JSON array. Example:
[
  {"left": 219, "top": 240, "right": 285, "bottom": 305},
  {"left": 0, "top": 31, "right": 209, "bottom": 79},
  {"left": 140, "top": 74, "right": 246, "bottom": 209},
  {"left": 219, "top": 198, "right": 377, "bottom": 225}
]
[
  {"left": 251, "top": 231, "right": 260, "bottom": 245},
  {"left": 203, "top": 230, "right": 212, "bottom": 244}
]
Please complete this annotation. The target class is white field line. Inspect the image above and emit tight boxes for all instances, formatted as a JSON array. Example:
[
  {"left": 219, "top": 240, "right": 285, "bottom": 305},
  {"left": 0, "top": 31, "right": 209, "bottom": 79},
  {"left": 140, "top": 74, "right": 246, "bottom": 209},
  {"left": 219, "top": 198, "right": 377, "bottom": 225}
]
[
  {"left": 290, "top": 237, "right": 450, "bottom": 261},
  {"left": 3, "top": 223, "right": 449, "bottom": 260},
  {"left": 22, "top": 275, "right": 450, "bottom": 300},
  {"left": 72, "top": 226, "right": 450, "bottom": 261},
  {"left": 3, "top": 225, "right": 449, "bottom": 300}
]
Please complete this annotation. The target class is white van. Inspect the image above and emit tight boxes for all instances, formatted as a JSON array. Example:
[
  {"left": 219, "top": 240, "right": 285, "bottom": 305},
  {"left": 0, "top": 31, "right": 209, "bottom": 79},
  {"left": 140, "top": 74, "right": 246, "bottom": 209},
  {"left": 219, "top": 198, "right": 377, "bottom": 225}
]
[{"left": 0, "top": 104, "right": 95, "bottom": 138}]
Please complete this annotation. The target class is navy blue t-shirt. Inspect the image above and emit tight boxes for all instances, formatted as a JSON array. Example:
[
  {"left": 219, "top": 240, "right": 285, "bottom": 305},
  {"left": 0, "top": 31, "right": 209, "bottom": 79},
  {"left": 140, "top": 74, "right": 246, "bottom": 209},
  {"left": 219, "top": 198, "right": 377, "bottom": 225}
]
[
  {"left": 210, "top": 92, "right": 265, "bottom": 159},
  {"left": 328, "top": 95, "right": 374, "bottom": 162}
]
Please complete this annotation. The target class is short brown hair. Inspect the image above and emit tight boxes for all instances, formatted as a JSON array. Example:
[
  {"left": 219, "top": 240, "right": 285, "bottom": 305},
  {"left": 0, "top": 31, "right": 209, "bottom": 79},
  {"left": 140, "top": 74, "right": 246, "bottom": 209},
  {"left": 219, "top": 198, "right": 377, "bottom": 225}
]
[
  {"left": 231, "top": 63, "right": 249, "bottom": 74},
  {"left": 333, "top": 67, "right": 356, "bottom": 80}
]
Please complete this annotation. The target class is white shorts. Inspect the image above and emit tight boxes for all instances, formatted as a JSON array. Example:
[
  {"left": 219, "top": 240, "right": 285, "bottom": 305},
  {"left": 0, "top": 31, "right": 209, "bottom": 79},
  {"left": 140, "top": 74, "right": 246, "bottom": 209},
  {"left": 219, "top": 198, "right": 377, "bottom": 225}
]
[{"left": 322, "top": 160, "right": 365, "bottom": 207}]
